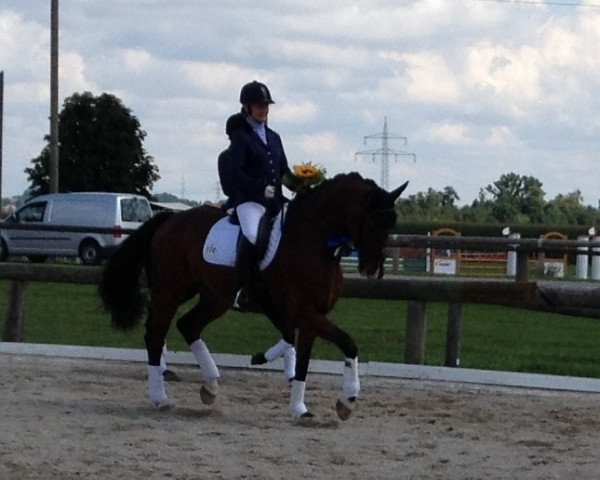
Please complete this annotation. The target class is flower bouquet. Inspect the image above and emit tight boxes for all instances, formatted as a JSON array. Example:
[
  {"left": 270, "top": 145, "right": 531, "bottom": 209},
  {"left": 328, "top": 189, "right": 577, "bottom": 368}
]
[{"left": 283, "top": 162, "right": 327, "bottom": 193}]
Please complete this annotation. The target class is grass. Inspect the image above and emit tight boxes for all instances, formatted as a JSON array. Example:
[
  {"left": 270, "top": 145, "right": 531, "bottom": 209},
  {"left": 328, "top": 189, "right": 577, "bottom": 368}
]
[{"left": 2, "top": 281, "right": 600, "bottom": 378}]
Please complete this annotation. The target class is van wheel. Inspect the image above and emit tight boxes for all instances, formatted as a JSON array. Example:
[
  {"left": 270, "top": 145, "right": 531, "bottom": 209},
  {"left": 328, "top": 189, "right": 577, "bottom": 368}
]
[
  {"left": 79, "top": 240, "right": 103, "bottom": 266},
  {"left": 0, "top": 239, "right": 8, "bottom": 262}
]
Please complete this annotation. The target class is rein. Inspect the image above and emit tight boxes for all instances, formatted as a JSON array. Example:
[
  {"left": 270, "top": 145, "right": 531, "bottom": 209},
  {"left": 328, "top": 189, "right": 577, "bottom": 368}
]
[{"left": 326, "top": 234, "right": 354, "bottom": 260}]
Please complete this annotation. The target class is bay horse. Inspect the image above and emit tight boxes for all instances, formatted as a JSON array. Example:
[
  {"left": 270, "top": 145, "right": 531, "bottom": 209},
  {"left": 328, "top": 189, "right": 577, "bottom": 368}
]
[{"left": 99, "top": 172, "right": 407, "bottom": 420}]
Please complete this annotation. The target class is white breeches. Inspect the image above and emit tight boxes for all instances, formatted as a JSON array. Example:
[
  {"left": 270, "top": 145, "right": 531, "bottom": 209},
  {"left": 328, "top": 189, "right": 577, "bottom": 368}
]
[{"left": 237, "top": 202, "right": 266, "bottom": 245}]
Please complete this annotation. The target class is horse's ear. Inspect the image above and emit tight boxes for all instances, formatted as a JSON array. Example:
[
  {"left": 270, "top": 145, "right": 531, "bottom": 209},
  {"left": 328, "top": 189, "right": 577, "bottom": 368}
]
[{"left": 390, "top": 181, "right": 409, "bottom": 200}]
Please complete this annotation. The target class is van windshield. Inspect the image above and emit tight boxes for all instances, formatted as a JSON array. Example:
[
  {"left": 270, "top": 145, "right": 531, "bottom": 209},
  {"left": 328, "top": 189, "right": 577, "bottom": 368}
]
[{"left": 120, "top": 197, "right": 152, "bottom": 223}]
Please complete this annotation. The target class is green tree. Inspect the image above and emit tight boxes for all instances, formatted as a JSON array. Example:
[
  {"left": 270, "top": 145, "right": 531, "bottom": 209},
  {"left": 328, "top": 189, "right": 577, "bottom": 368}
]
[
  {"left": 545, "top": 190, "right": 599, "bottom": 225},
  {"left": 26, "top": 92, "right": 159, "bottom": 196},
  {"left": 397, "top": 187, "right": 460, "bottom": 221},
  {"left": 461, "top": 190, "right": 496, "bottom": 223},
  {"left": 483, "top": 172, "right": 545, "bottom": 223},
  {"left": 441, "top": 186, "right": 460, "bottom": 207}
]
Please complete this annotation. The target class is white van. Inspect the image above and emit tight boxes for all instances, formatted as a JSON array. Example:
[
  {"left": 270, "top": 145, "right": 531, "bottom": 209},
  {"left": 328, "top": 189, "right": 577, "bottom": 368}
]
[{"left": 0, "top": 192, "right": 152, "bottom": 265}]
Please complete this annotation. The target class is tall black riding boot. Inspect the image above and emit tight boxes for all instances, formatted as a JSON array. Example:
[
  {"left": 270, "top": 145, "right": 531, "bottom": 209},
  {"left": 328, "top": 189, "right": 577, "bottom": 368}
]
[{"left": 233, "top": 235, "right": 256, "bottom": 312}]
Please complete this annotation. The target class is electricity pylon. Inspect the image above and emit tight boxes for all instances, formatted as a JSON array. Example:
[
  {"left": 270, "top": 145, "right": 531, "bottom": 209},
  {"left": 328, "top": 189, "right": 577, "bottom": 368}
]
[{"left": 354, "top": 116, "right": 415, "bottom": 190}]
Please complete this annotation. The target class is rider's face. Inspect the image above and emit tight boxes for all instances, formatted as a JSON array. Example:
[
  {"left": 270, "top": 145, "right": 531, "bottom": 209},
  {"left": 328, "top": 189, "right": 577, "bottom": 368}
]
[{"left": 249, "top": 103, "right": 269, "bottom": 123}]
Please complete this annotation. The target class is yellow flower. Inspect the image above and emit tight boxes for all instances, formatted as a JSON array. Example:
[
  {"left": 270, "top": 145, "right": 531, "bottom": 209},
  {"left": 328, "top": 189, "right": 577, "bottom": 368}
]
[
  {"left": 285, "top": 162, "right": 327, "bottom": 193},
  {"left": 293, "top": 163, "right": 320, "bottom": 179}
]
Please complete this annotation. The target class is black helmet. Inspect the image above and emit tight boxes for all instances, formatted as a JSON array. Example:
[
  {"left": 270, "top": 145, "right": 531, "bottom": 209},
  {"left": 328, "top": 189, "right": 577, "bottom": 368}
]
[{"left": 239, "top": 81, "right": 275, "bottom": 105}]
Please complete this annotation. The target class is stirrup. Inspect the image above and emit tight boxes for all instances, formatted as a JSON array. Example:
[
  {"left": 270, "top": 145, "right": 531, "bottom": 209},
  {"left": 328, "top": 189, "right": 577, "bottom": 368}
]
[{"left": 232, "top": 288, "right": 250, "bottom": 312}]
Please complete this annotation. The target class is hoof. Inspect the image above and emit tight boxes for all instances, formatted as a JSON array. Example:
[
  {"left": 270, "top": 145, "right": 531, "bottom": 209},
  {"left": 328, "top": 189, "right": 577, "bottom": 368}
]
[
  {"left": 292, "top": 411, "right": 315, "bottom": 424},
  {"left": 162, "top": 369, "right": 180, "bottom": 382},
  {"left": 150, "top": 398, "right": 171, "bottom": 410},
  {"left": 200, "top": 382, "right": 218, "bottom": 405},
  {"left": 250, "top": 353, "right": 267, "bottom": 365},
  {"left": 335, "top": 399, "right": 353, "bottom": 421}
]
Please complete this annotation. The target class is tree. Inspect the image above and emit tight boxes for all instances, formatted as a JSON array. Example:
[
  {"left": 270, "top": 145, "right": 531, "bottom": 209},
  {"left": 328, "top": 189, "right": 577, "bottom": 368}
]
[
  {"left": 396, "top": 187, "right": 460, "bottom": 221},
  {"left": 441, "top": 186, "right": 459, "bottom": 207},
  {"left": 483, "top": 172, "right": 545, "bottom": 223},
  {"left": 544, "top": 190, "right": 599, "bottom": 225},
  {"left": 26, "top": 92, "right": 159, "bottom": 196}
]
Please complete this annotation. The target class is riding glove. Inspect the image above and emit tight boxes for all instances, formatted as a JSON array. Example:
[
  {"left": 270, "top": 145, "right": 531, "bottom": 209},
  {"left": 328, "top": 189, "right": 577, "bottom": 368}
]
[{"left": 264, "top": 185, "right": 276, "bottom": 199}]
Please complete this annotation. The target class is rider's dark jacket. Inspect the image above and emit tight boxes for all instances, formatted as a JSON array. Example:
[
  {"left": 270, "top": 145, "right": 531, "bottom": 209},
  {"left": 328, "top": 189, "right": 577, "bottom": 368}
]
[{"left": 228, "top": 119, "right": 290, "bottom": 210}]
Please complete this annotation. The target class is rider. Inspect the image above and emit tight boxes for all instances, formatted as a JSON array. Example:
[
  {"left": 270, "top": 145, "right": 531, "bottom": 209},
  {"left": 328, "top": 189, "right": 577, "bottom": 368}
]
[
  {"left": 228, "top": 80, "right": 291, "bottom": 309},
  {"left": 217, "top": 112, "right": 245, "bottom": 211}
]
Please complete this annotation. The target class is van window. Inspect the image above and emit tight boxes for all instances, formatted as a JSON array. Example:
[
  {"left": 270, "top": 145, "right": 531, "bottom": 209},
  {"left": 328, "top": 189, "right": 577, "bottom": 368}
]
[
  {"left": 15, "top": 202, "right": 46, "bottom": 222},
  {"left": 50, "top": 200, "right": 111, "bottom": 226},
  {"left": 120, "top": 197, "right": 152, "bottom": 222}
]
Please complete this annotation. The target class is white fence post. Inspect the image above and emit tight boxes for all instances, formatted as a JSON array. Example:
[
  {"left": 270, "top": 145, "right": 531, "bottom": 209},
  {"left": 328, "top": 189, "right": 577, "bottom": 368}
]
[
  {"left": 576, "top": 235, "right": 589, "bottom": 280},
  {"left": 506, "top": 233, "right": 520, "bottom": 277},
  {"left": 591, "top": 236, "right": 600, "bottom": 281}
]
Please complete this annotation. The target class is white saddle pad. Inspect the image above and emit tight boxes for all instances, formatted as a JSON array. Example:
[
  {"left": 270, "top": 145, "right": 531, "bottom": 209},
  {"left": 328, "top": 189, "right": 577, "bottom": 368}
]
[{"left": 202, "top": 208, "right": 285, "bottom": 270}]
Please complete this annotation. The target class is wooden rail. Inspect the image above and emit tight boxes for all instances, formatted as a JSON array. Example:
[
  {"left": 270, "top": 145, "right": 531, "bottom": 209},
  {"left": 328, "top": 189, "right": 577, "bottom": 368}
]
[{"left": 2, "top": 263, "right": 599, "bottom": 369}]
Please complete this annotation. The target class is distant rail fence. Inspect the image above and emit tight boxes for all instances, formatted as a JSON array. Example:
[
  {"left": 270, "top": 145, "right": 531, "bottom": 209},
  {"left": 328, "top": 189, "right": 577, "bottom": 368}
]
[
  {"left": 344, "top": 233, "right": 600, "bottom": 280},
  {"left": 1, "top": 231, "right": 600, "bottom": 368}
]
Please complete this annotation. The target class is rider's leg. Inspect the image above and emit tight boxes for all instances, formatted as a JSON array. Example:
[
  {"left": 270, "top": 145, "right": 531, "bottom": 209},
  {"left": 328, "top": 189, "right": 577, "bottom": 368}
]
[
  {"left": 233, "top": 202, "right": 266, "bottom": 310},
  {"left": 232, "top": 235, "right": 256, "bottom": 310}
]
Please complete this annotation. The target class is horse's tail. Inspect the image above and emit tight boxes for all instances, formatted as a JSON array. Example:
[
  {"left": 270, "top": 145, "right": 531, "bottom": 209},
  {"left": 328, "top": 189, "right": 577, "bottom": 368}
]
[{"left": 99, "top": 211, "right": 174, "bottom": 330}]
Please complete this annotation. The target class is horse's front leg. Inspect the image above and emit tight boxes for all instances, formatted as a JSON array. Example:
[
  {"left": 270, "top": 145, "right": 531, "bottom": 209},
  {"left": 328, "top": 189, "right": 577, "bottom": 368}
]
[
  {"left": 289, "top": 327, "right": 316, "bottom": 419},
  {"left": 313, "top": 318, "right": 360, "bottom": 421}
]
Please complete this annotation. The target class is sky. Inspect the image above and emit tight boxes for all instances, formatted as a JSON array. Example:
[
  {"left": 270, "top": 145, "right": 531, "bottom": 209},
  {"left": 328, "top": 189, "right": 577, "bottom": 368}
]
[{"left": 1, "top": 0, "right": 600, "bottom": 206}]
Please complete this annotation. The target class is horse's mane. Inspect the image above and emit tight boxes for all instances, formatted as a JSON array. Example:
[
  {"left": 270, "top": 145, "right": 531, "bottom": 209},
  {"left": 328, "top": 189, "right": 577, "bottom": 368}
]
[
  {"left": 284, "top": 171, "right": 379, "bottom": 237},
  {"left": 288, "top": 171, "right": 376, "bottom": 207}
]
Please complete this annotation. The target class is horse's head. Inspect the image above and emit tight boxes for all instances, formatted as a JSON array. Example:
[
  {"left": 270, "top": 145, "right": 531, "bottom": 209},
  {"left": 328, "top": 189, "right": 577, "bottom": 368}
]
[
  {"left": 284, "top": 172, "right": 407, "bottom": 278},
  {"left": 353, "top": 181, "right": 408, "bottom": 278}
]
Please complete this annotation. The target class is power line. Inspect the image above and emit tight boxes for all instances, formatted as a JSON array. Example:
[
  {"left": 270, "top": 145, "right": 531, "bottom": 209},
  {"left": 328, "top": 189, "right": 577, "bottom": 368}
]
[
  {"left": 354, "top": 117, "right": 415, "bottom": 191},
  {"left": 469, "top": 0, "right": 600, "bottom": 7}
]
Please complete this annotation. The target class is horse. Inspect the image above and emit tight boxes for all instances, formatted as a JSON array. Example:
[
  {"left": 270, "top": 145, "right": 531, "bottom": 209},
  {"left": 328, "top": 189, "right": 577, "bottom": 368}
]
[{"left": 99, "top": 172, "right": 407, "bottom": 421}]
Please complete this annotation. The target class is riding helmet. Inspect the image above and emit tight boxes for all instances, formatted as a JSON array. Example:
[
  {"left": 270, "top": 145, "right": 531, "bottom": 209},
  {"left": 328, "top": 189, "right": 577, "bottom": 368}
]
[{"left": 239, "top": 81, "right": 275, "bottom": 105}]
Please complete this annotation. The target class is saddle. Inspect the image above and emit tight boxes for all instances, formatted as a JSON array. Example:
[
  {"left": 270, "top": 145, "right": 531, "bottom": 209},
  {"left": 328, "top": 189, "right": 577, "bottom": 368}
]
[{"left": 202, "top": 206, "right": 286, "bottom": 270}]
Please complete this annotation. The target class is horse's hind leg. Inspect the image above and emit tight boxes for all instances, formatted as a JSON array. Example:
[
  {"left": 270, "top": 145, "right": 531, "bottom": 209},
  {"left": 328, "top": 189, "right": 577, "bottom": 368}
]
[
  {"left": 176, "top": 292, "right": 229, "bottom": 405},
  {"left": 252, "top": 336, "right": 296, "bottom": 382},
  {"left": 250, "top": 301, "right": 296, "bottom": 381},
  {"left": 144, "top": 302, "right": 179, "bottom": 408}
]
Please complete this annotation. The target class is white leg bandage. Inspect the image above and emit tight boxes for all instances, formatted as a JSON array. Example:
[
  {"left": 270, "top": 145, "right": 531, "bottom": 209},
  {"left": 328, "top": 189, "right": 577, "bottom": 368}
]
[
  {"left": 343, "top": 357, "right": 360, "bottom": 400},
  {"left": 283, "top": 346, "right": 296, "bottom": 381},
  {"left": 265, "top": 338, "right": 293, "bottom": 362},
  {"left": 159, "top": 344, "right": 168, "bottom": 373},
  {"left": 190, "top": 339, "right": 220, "bottom": 382},
  {"left": 289, "top": 380, "right": 308, "bottom": 418},
  {"left": 147, "top": 365, "right": 169, "bottom": 407}
]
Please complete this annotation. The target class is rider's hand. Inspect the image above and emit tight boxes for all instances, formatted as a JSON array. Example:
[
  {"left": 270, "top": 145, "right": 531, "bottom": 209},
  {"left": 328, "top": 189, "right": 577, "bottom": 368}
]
[{"left": 264, "top": 185, "right": 276, "bottom": 199}]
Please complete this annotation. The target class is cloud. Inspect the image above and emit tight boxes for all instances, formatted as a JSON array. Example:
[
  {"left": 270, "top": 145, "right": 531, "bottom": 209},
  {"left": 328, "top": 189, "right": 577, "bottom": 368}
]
[
  {"left": 425, "top": 121, "right": 517, "bottom": 147},
  {"left": 427, "top": 122, "right": 470, "bottom": 145},
  {"left": 121, "top": 48, "right": 154, "bottom": 73},
  {"left": 2, "top": 2, "right": 600, "bottom": 206},
  {"left": 275, "top": 101, "right": 318, "bottom": 123},
  {"left": 0, "top": 12, "right": 49, "bottom": 88},
  {"left": 468, "top": 41, "right": 545, "bottom": 117},
  {"left": 379, "top": 51, "right": 462, "bottom": 105}
]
